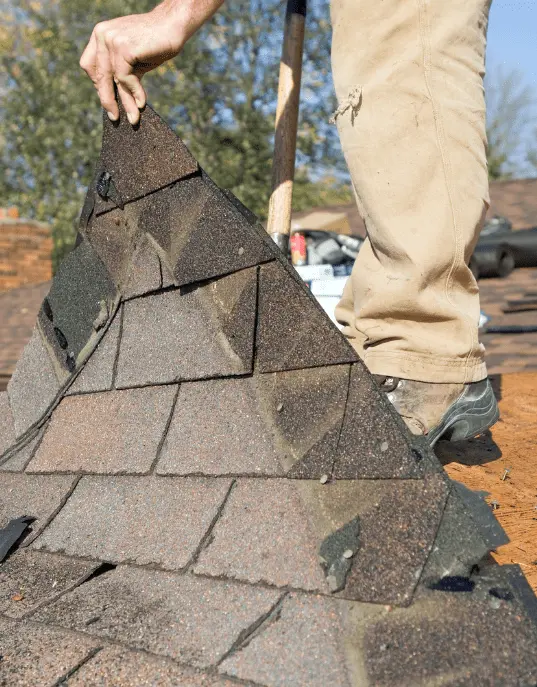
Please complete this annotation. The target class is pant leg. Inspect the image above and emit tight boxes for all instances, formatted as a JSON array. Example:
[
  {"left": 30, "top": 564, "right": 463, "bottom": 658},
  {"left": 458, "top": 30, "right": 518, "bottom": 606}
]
[{"left": 331, "top": 0, "right": 491, "bottom": 384}]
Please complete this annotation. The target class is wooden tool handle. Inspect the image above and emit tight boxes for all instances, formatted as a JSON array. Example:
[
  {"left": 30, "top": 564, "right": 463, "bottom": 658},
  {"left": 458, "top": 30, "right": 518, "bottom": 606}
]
[{"left": 267, "top": 0, "right": 307, "bottom": 253}]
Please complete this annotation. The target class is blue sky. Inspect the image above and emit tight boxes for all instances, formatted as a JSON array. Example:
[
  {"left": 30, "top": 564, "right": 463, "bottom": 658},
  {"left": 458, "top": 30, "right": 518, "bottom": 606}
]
[
  {"left": 487, "top": 0, "right": 536, "bottom": 175},
  {"left": 487, "top": 0, "right": 536, "bottom": 88}
]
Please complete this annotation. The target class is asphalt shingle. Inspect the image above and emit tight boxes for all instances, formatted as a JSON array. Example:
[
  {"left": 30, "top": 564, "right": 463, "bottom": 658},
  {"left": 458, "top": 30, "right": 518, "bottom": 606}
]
[
  {"left": 0, "top": 391, "right": 16, "bottom": 456},
  {"left": 7, "top": 328, "right": 61, "bottom": 438},
  {"left": 0, "top": 549, "right": 97, "bottom": 619},
  {"left": 0, "top": 432, "right": 42, "bottom": 473},
  {"left": 257, "top": 365, "right": 350, "bottom": 477},
  {"left": 4, "top": 101, "right": 537, "bottom": 687},
  {"left": 85, "top": 208, "right": 139, "bottom": 289},
  {"left": 332, "top": 363, "right": 422, "bottom": 479},
  {"left": 122, "top": 233, "right": 164, "bottom": 298},
  {"left": 115, "top": 269, "right": 257, "bottom": 388},
  {"left": 66, "top": 311, "right": 122, "bottom": 396},
  {"left": 421, "top": 489, "right": 491, "bottom": 584},
  {"left": 220, "top": 593, "right": 351, "bottom": 687},
  {"left": 0, "top": 473, "right": 77, "bottom": 542},
  {"left": 34, "top": 565, "right": 282, "bottom": 668},
  {"left": 38, "top": 235, "right": 117, "bottom": 369},
  {"left": 305, "top": 475, "right": 449, "bottom": 605},
  {"left": 156, "top": 378, "right": 283, "bottom": 476},
  {"left": 363, "top": 579, "right": 537, "bottom": 686},
  {"left": 0, "top": 617, "right": 100, "bottom": 687},
  {"left": 255, "top": 260, "right": 358, "bottom": 373},
  {"left": 28, "top": 386, "right": 176, "bottom": 474},
  {"left": 68, "top": 646, "right": 239, "bottom": 687},
  {"left": 194, "top": 479, "right": 327, "bottom": 591},
  {"left": 94, "top": 104, "right": 198, "bottom": 215},
  {"left": 134, "top": 175, "right": 275, "bottom": 287},
  {"left": 34, "top": 476, "right": 233, "bottom": 570}
]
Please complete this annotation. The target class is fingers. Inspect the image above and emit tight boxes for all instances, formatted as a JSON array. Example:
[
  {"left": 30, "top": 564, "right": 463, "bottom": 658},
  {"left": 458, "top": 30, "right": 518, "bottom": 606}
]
[
  {"left": 115, "top": 79, "right": 141, "bottom": 126},
  {"left": 96, "top": 34, "right": 119, "bottom": 121},
  {"left": 112, "top": 54, "right": 147, "bottom": 122},
  {"left": 79, "top": 30, "right": 96, "bottom": 76},
  {"left": 118, "top": 73, "right": 147, "bottom": 111},
  {"left": 81, "top": 21, "right": 146, "bottom": 126},
  {"left": 80, "top": 25, "right": 119, "bottom": 121}
]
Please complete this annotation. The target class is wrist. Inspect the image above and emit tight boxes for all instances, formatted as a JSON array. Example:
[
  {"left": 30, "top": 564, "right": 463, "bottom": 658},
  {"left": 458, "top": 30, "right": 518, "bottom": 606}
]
[{"left": 154, "top": 0, "right": 223, "bottom": 43}]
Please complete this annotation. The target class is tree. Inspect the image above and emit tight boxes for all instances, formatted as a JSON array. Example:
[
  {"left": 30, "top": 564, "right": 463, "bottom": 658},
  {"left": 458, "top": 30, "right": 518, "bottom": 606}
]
[
  {"left": 0, "top": 0, "right": 349, "bottom": 268},
  {"left": 485, "top": 66, "right": 537, "bottom": 180}
]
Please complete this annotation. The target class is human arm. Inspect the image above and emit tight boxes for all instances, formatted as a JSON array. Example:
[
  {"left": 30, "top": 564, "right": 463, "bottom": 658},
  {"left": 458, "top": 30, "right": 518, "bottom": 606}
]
[{"left": 80, "top": 0, "right": 225, "bottom": 125}]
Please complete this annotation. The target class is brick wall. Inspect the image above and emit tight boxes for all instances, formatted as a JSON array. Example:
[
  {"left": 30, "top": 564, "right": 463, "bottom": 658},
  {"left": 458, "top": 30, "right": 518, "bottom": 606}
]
[{"left": 0, "top": 208, "right": 53, "bottom": 293}]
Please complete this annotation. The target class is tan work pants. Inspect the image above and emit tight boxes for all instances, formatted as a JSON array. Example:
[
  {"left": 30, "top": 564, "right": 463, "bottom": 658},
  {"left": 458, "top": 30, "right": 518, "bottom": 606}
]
[{"left": 332, "top": 0, "right": 491, "bottom": 383}]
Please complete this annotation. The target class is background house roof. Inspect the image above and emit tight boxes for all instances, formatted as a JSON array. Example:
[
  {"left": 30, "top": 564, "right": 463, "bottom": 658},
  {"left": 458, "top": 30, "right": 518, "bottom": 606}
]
[
  {"left": 0, "top": 281, "right": 51, "bottom": 391},
  {"left": 291, "top": 178, "right": 537, "bottom": 237},
  {"left": 487, "top": 177, "right": 537, "bottom": 230}
]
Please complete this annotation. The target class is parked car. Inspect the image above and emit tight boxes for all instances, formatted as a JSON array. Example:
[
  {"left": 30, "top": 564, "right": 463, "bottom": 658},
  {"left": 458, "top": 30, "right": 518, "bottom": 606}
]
[{"left": 471, "top": 215, "right": 537, "bottom": 277}]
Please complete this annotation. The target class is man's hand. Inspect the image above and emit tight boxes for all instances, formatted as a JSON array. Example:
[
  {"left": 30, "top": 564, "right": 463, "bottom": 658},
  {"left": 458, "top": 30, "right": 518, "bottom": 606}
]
[{"left": 80, "top": 0, "right": 224, "bottom": 125}]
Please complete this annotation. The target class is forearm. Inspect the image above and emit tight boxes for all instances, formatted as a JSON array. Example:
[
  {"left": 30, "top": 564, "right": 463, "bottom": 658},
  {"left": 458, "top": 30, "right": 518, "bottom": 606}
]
[{"left": 155, "top": 0, "right": 225, "bottom": 46}]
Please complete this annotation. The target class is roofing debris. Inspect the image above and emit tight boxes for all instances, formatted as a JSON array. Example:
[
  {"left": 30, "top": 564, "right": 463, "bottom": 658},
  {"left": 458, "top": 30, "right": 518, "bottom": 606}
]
[{"left": 0, "top": 104, "right": 536, "bottom": 686}]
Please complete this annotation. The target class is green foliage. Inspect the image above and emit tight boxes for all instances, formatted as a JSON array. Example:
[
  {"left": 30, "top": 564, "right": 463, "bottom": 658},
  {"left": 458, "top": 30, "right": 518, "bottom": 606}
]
[
  {"left": 485, "top": 66, "right": 537, "bottom": 180},
  {"left": 293, "top": 172, "right": 353, "bottom": 212},
  {"left": 0, "top": 0, "right": 348, "bottom": 269}
]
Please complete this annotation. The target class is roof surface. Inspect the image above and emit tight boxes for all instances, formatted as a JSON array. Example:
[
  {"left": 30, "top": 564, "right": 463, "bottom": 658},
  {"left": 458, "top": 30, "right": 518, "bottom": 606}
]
[
  {"left": 1, "top": 105, "right": 537, "bottom": 687},
  {"left": 487, "top": 178, "right": 537, "bottom": 231},
  {"left": 0, "top": 282, "right": 51, "bottom": 390},
  {"left": 480, "top": 267, "right": 537, "bottom": 375}
]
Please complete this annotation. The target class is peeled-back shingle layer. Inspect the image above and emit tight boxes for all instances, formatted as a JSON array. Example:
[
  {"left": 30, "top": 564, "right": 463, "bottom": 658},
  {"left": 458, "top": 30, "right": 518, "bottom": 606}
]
[{"left": 1, "top": 105, "right": 536, "bottom": 687}]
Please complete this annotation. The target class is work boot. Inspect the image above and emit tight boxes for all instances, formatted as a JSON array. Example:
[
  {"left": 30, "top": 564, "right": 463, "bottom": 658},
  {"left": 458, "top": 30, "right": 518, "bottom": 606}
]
[{"left": 373, "top": 376, "right": 499, "bottom": 446}]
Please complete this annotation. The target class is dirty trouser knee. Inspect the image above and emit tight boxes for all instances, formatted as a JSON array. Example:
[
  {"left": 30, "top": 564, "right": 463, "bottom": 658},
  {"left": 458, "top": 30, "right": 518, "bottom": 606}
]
[{"left": 331, "top": 0, "right": 491, "bottom": 383}]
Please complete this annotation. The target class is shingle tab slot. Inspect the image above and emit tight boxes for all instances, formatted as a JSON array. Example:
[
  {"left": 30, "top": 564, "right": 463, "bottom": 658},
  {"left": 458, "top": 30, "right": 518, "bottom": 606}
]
[{"left": 33, "top": 565, "right": 282, "bottom": 669}]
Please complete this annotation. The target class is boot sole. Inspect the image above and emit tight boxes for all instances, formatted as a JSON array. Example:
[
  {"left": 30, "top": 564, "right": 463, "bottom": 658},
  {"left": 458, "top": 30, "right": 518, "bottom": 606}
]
[{"left": 427, "top": 380, "right": 500, "bottom": 447}]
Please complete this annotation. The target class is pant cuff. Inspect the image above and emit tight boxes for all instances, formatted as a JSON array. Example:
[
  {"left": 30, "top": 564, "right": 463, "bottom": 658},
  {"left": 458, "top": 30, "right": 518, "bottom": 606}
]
[{"left": 357, "top": 349, "right": 488, "bottom": 384}]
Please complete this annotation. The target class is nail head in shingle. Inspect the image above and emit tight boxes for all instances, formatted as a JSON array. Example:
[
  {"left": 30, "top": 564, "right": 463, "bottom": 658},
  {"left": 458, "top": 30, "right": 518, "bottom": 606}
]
[
  {"left": 66, "top": 353, "right": 76, "bottom": 372},
  {"left": 238, "top": 247, "right": 245, "bottom": 256},
  {"left": 342, "top": 549, "right": 354, "bottom": 559},
  {"left": 276, "top": 403, "right": 284, "bottom": 412},
  {"left": 380, "top": 441, "right": 389, "bottom": 452},
  {"left": 320, "top": 474, "right": 329, "bottom": 485}
]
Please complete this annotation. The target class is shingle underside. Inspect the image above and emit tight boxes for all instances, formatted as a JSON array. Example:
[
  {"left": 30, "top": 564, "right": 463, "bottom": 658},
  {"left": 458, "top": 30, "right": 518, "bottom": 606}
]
[{"left": 1, "top": 105, "right": 536, "bottom": 687}]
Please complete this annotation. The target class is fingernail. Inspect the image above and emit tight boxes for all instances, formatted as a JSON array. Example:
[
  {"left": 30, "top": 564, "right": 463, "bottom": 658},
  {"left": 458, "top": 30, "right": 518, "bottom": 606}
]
[
  {"left": 107, "top": 111, "right": 118, "bottom": 122},
  {"left": 127, "top": 112, "right": 137, "bottom": 125}
]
